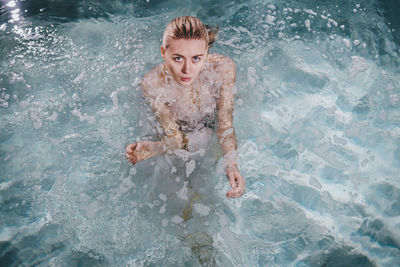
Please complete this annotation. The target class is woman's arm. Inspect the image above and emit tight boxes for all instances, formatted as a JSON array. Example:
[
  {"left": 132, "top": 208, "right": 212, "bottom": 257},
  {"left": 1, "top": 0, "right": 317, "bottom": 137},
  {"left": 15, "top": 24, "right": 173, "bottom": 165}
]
[
  {"left": 126, "top": 74, "right": 186, "bottom": 164},
  {"left": 215, "top": 55, "right": 246, "bottom": 198}
]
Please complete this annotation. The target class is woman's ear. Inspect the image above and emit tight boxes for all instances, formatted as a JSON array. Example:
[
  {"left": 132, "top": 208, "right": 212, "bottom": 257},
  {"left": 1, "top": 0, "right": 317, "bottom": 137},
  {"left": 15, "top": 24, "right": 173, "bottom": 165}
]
[{"left": 160, "top": 46, "right": 166, "bottom": 60}]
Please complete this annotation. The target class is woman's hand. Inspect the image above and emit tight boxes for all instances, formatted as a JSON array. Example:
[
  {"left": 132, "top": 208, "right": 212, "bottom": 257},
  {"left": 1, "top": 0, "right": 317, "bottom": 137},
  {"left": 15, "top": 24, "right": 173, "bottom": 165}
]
[
  {"left": 226, "top": 164, "right": 245, "bottom": 198},
  {"left": 125, "top": 141, "right": 162, "bottom": 164}
]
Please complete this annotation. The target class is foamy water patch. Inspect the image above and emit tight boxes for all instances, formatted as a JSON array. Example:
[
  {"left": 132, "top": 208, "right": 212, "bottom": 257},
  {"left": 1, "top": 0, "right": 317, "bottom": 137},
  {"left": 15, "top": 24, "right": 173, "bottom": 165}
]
[{"left": 261, "top": 93, "right": 338, "bottom": 131}]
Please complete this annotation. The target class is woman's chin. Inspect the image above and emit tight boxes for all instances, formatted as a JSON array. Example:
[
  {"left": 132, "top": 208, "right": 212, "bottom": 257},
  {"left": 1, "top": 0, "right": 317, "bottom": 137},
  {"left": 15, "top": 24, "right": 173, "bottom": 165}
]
[{"left": 177, "top": 80, "right": 194, "bottom": 86}]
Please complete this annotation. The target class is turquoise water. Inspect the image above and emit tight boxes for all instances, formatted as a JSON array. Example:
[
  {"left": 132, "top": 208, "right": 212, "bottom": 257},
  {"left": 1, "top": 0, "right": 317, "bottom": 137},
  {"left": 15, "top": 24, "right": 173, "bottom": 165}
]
[{"left": 1, "top": 0, "right": 400, "bottom": 266}]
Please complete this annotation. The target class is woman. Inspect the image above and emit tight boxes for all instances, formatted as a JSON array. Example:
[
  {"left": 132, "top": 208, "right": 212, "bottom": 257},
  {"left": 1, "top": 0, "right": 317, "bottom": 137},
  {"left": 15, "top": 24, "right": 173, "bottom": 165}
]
[{"left": 126, "top": 16, "right": 245, "bottom": 198}]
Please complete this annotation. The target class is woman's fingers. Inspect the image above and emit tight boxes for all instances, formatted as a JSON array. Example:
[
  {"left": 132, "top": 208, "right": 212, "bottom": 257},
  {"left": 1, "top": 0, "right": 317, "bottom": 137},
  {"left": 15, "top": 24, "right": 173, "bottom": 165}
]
[
  {"left": 126, "top": 152, "right": 137, "bottom": 164},
  {"left": 125, "top": 141, "right": 154, "bottom": 164},
  {"left": 226, "top": 187, "right": 243, "bottom": 198},
  {"left": 132, "top": 143, "right": 137, "bottom": 151},
  {"left": 228, "top": 173, "right": 237, "bottom": 189},
  {"left": 237, "top": 172, "right": 246, "bottom": 190},
  {"left": 226, "top": 171, "right": 245, "bottom": 198},
  {"left": 127, "top": 143, "right": 137, "bottom": 154},
  {"left": 126, "top": 143, "right": 138, "bottom": 164}
]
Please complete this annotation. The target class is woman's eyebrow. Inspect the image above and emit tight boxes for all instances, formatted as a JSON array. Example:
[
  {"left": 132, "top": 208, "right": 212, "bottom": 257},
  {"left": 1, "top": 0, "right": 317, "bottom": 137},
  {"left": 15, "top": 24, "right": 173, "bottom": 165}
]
[{"left": 171, "top": 53, "right": 204, "bottom": 57}]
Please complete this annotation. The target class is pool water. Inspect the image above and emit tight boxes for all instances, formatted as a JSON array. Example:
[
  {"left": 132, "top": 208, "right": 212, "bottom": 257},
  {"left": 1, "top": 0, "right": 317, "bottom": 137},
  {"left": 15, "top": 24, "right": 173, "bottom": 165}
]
[{"left": 1, "top": 0, "right": 400, "bottom": 266}]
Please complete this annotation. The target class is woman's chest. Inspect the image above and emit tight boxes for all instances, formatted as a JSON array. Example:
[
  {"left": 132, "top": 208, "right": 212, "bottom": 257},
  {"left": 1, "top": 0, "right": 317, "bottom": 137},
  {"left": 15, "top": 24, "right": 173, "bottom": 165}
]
[
  {"left": 172, "top": 86, "right": 218, "bottom": 120},
  {"left": 170, "top": 79, "right": 219, "bottom": 123}
]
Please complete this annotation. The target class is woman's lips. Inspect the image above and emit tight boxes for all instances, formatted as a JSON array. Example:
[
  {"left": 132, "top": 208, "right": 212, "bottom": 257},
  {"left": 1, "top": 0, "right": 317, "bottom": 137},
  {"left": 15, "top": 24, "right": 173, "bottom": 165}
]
[{"left": 181, "top": 77, "right": 191, "bottom": 82}]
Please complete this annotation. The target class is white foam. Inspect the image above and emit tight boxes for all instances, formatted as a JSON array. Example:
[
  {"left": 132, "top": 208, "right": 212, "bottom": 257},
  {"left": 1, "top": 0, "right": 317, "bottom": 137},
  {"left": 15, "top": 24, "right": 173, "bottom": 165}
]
[
  {"left": 159, "top": 193, "right": 167, "bottom": 201},
  {"left": 185, "top": 159, "right": 196, "bottom": 177},
  {"left": 159, "top": 203, "right": 166, "bottom": 214},
  {"left": 177, "top": 181, "right": 189, "bottom": 201},
  {"left": 303, "top": 9, "right": 317, "bottom": 16},
  {"left": 305, "top": 19, "right": 311, "bottom": 31},
  {"left": 0, "top": 180, "right": 15, "bottom": 191},
  {"left": 266, "top": 14, "right": 276, "bottom": 25},
  {"left": 193, "top": 203, "right": 211, "bottom": 216},
  {"left": 348, "top": 56, "right": 369, "bottom": 79},
  {"left": 342, "top": 38, "right": 351, "bottom": 48},
  {"left": 72, "top": 71, "right": 86, "bottom": 84},
  {"left": 71, "top": 108, "right": 96, "bottom": 124},
  {"left": 171, "top": 215, "right": 183, "bottom": 224},
  {"left": 0, "top": 92, "right": 10, "bottom": 108},
  {"left": 129, "top": 167, "right": 136, "bottom": 176}
]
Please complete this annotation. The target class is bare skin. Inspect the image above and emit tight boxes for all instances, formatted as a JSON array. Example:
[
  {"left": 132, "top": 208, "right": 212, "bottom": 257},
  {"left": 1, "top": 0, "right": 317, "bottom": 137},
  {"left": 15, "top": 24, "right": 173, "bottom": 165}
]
[{"left": 126, "top": 39, "right": 245, "bottom": 198}]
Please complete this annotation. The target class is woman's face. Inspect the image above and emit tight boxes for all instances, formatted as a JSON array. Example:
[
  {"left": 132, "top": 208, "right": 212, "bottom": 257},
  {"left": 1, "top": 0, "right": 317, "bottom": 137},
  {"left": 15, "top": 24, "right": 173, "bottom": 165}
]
[{"left": 161, "top": 39, "right": 208, "bottom": 86}]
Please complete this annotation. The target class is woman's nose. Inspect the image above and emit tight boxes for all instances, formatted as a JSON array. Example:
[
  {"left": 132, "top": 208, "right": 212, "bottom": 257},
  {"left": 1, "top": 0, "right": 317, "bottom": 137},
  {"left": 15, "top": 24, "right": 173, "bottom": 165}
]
[{"left": 182, "top": 60, "right": 191, "bottom": 74}]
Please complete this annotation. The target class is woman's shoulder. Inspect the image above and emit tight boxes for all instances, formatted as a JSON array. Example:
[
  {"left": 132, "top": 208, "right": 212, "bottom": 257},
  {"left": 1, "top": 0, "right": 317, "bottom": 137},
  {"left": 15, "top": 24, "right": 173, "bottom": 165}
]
[
  {"left": 207, "top": 54, "right": 236, "bottom": 70},
  {"left": 141, "top": 63, "right": 164, "bottom": 95},
  {"left": 207, "top": 54, "right": 236, "bottom": 84},
  {"left": 142, "top": 63, "right": 163, "bottom": 84}
]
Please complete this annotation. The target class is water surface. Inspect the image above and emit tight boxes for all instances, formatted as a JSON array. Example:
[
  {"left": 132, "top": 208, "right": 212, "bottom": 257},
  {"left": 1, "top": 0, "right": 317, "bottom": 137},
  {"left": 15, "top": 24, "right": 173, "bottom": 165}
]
[{"left": 1, "top": 0, "right": 400, "bottom": 266}]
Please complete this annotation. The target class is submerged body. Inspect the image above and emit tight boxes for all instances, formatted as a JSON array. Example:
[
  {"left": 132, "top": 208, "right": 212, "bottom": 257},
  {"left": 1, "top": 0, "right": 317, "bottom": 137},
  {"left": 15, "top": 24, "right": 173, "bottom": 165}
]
[
  {"left": 126, "top": 17, "right": 245, "bottom": 198},
  {"left": 142, "top": 54, "right": 229, "bottom": 152}
]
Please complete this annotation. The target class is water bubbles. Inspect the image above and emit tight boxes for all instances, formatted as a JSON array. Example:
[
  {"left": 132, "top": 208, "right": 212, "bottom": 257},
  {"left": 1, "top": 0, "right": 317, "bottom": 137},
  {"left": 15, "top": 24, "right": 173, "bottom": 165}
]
[
  {"left": 72, "top": 72, "right": 86, "bottom": 84},
  {"left": 247, "top": 66, "right": 258, "bottom": 86},
  {"left": 159, "top": 203, "right": 166, "bottom": 214},
  {"left": 348, "top": 56, "right": 368, "bottom": 79},
  {"left": 71, "top": 108, "right": 96, "bottom": 124},
  {"left": 308, "top": 176, "right": 323, "bottom": 190},
  {"left": 177, "top": 181, "right": 189, "bottom": 201},
  {"left": 304, "top": 9, "right": 317, "bottom": 16},
  {"left": 236, "top": 98, "right": 243, "bottom": 107},
  {"left": 171, "top": 215, "right": 183, "bottom": 224},
  {"left": 389, "top": 94, "right": 400, "bottom": 105},
  {"left": 193, "top": 203, "right": 211, "bottom": 216},
  {"left": 0, "top": 92, "right": 10, "bottom": 108},
  {"left": 305, "top": 19, "right": 311, "bottom": 31},
  {"left": 129, "top": 167, "right": 137, "bottom": 176},
  {"left": 360, "top": 158, "right": 369, "bottom": 167},
  {"left": 186, "top": 159, "right": 196, "bottom": 177},
  {"left": 159, "top": 193, "right": 167, "bottom": 201},
  {"left": 171, "top": 166, "right": 177, "bottom": 174},
  {"left": 342, "top": 38, "right": 351, "bottom": 48},
  {"left": 266, "top": 14, "right": 276, "bottom": 25},
  {"left": 48, "top": 111, "right": 58, "bottom": 122},
  {"left": 6, "top": 1, "right": 16, "bottom": 8}
]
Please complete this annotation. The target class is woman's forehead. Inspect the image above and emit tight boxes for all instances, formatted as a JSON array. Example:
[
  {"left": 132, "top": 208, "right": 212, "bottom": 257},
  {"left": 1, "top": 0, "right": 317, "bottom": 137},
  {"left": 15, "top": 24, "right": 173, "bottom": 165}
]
[{"left": 167, "top": 39, "right": 208, "bottom": 55}]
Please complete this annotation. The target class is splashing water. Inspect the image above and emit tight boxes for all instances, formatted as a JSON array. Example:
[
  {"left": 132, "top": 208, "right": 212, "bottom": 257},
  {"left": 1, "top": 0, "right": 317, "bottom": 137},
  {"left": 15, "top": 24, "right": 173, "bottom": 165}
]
[{"left": 1, "top": 0, "right": 400, "bottom": 266}]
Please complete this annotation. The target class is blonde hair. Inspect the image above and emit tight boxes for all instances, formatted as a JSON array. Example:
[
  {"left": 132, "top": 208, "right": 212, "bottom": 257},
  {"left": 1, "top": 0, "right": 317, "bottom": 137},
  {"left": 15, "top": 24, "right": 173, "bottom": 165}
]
[{"left": 162, "top": 16, "right": 217, "bottom": 50}]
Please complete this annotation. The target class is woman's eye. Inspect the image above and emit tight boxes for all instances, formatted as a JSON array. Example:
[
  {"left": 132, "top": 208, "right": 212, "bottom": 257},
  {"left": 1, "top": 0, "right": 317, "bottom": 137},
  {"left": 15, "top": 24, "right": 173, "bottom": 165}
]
[
  {"left": 174, "top": 57, "right": 182, "bottom": 62},
  {"left": 193, "top": 56, "right": 201, "bottom": 62}
]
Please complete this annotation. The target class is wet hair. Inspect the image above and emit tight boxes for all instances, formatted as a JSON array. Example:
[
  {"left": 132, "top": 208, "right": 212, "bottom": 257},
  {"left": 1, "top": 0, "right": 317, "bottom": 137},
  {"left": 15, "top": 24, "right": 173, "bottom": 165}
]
[{"left": 162, "top": 16, "right": 218, "bottom": 50}]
